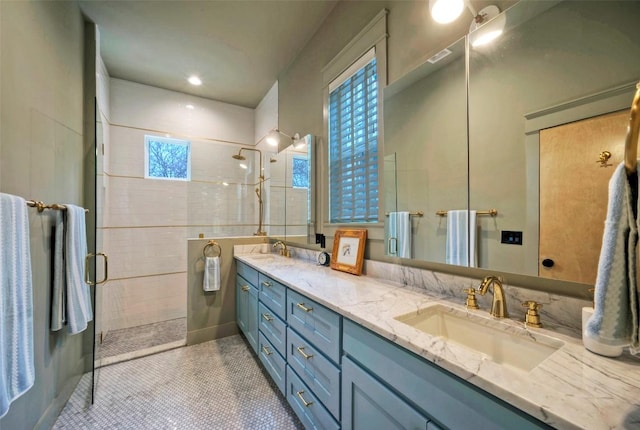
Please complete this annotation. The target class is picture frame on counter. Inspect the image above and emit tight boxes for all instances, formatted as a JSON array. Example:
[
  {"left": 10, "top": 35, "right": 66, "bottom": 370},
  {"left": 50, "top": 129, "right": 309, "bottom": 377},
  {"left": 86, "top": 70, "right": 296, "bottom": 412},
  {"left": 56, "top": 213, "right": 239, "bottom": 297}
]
[{"left": 331, "top": 228, "right": 367, "bottom": 275}]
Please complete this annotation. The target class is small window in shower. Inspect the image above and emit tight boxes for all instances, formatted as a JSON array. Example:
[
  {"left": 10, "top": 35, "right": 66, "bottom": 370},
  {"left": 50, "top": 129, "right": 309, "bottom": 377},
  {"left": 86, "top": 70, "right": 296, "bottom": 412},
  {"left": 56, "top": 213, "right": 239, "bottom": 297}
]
[
  {"left": 292, "top": 156, "right": 309, "bottom": 189},
  {"left": 144, "top": 135, "right": 191, "bottom": 181}
]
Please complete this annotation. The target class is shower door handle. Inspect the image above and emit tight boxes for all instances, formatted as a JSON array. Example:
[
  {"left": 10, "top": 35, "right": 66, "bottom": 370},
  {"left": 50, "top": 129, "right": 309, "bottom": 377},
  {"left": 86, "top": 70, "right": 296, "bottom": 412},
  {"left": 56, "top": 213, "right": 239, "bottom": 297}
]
[{"left": 85, "top": 252, "right": 109, "bottom": 285}]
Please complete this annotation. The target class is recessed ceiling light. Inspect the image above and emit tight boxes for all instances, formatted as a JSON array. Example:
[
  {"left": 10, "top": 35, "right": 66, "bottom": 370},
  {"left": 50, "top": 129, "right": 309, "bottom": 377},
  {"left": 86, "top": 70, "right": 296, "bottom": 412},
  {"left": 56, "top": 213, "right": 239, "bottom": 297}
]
[
  {"left": 186, "top": 104, "right": 195, "bottom": 110},
  {"left": 188, "top": 75, "right": 202, "bottom": 86}
]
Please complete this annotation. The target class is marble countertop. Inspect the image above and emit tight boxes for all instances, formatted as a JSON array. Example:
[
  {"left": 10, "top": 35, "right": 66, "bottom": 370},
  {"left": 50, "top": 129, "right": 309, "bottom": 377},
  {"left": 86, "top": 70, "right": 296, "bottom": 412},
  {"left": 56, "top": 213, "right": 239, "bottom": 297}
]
[{"left": 235, "top": 250, "right": 640, "bottom": 429}]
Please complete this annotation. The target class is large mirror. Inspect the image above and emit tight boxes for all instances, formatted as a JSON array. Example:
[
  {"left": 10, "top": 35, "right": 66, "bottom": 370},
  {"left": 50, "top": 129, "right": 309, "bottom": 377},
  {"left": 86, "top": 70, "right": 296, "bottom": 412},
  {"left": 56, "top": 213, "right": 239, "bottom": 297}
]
[
  {"left": 268, "top": 135, "right": 315, "bottom": 244},
  {"left": 384, "top": 0, "right": 640, "bottom": 285}
]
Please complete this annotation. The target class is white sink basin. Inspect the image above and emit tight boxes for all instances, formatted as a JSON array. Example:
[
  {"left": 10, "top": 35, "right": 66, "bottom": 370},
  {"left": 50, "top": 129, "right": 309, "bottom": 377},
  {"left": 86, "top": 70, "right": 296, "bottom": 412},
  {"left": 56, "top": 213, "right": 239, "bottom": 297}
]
[{"left": 395, "top": 304, "right": 564, "bottom": 372}]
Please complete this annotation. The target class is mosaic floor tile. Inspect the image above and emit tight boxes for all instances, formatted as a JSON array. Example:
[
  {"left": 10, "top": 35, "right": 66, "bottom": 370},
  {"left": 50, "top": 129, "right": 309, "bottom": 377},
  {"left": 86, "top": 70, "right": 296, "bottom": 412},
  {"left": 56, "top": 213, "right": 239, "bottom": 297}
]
[{"left": 53, "top": 335, "right": 303, "bottom": 429}]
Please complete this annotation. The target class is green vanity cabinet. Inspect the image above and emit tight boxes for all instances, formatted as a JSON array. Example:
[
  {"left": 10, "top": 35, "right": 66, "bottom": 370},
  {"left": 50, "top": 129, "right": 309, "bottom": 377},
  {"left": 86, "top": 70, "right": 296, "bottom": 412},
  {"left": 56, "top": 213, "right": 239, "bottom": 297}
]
[
  {"left": 236, "top": 262, "right": 259, "bottom": 353},
  {"left": 342, "top": 320, "right": 551, "bottom": 430}
]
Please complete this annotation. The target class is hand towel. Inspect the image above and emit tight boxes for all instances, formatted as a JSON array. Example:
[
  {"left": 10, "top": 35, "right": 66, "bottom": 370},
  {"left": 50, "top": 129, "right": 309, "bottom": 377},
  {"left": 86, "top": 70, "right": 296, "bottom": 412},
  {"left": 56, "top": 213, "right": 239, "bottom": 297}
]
[
  {"left": 64, "top": 204, "right": 93, "bottom": 335},
  {"left": 445, "top": 210, "right": 478, "bottom": 267},
  {"left": 203, "top": 256, "right": 221, "bottom": 292},
  {"left": 0, "top": 193, "right": 35, "bottom": 418},
  {"left": 387, "top": 212, "right": 412, "bottom": 258},
  {"left": 586, "top": 163, "right": 639, "bottom": 354},
  {"left": 51, "top": 210, "right": 66, "bottom": 331}
]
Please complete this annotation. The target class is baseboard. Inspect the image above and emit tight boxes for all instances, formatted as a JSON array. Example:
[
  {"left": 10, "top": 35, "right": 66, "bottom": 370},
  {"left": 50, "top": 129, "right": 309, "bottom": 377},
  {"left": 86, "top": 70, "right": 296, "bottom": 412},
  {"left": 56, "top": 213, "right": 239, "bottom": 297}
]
[{"left": 187, "top": 321, "right": 238, "bottom": 345}]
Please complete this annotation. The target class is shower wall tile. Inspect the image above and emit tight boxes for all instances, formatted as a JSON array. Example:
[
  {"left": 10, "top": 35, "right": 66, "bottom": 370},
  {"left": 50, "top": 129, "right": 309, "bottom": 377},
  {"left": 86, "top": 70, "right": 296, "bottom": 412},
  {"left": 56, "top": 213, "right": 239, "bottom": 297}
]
[
  {"left": 187, "top": 181, "right": 255, "bottom": 226},
  {"left": 108, "top": 125, "right": 145, "bottom": 177},
  {"left": 104, "top": 273, "right": 187, "bottom": 331},
  {"left": 104, "top": 227, "right": 187, "bottom": 279},
  {"left": 107, "top": 176, "right": 187, "bottom": 227}
]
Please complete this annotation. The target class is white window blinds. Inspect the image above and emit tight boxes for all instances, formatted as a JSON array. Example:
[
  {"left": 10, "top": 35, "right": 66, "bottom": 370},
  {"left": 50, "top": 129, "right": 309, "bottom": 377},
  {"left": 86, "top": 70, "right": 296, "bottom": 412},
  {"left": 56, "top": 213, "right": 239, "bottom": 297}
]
[{"left": 329, "top": 55, "right": 379, "bottom": 223}]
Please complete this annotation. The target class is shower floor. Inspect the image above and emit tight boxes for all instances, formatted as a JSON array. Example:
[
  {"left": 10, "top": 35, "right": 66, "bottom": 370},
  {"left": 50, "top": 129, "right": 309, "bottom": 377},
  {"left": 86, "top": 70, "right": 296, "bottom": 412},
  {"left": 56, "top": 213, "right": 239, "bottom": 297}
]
[{"left": 96, "top": 317, "right": 187, "bottom": 367}]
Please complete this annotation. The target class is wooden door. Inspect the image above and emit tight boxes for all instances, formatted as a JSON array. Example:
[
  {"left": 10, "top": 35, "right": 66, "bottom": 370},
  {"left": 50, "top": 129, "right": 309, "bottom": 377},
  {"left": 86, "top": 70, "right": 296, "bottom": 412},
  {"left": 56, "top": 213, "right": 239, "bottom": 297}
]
[{"left": 539, "top": 110, "right": 628, "bottom": 284}]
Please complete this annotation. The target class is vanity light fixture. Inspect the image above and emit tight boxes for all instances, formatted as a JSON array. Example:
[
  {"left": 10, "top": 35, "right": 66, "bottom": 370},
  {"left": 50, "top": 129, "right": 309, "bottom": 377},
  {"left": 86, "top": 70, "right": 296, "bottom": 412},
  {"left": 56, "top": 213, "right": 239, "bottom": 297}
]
[
  {"left": 187, "top": 75, "right": 202, "bottom": 86},
  {"left": 469, "top": 5, "right": 505, "bottom": 48},
  {"left": 429, "top": 1, "right": 505, "bottom": 47}
]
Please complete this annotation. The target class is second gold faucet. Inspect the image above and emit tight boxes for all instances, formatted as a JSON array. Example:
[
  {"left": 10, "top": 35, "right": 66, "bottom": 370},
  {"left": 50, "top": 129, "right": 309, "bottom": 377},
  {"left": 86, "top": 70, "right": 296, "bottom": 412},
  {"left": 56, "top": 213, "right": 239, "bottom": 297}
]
[{"left": 477, "top": 275, "right": 508, "bottom": 318}]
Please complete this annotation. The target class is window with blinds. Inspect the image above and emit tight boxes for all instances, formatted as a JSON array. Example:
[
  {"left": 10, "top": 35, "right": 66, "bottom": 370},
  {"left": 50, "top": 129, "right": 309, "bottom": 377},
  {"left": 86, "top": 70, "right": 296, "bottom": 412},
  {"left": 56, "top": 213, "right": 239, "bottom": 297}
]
[{"left": 329, "top": 56, "right": 379, "bottom": 223}]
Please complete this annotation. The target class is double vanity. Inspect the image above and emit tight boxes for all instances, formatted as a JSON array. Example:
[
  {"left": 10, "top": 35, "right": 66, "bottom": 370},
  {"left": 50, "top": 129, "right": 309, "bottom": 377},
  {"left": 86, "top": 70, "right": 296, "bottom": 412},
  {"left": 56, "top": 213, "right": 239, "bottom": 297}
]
[{"left": 234, "top": 247, "right": 640, "bottom": 429}]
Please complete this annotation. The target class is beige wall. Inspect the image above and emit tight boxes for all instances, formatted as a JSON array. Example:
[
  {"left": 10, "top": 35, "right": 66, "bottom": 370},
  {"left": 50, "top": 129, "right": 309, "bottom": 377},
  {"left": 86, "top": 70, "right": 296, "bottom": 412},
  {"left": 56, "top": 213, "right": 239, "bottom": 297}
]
[{"left": 0, "top": 2, "right": 87, "bottom": 429}]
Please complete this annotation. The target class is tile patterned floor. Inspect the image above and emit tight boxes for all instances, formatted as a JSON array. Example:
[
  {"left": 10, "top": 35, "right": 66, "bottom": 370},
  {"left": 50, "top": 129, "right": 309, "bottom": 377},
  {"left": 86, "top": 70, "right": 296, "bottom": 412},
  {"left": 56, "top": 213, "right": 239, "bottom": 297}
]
[
  {"left": 99, "top": 318, "right": 187, "bottom": 359},
  {"left": 54, "top": 335, "right": 303, "bottom": 430}
]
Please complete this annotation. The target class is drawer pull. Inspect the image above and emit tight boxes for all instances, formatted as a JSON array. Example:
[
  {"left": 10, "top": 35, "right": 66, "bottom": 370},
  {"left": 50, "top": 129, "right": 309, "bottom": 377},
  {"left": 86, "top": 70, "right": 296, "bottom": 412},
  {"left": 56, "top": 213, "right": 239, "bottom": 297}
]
[
  {"left": 296, "top": 390, "right": 313, "bottom": 407},
  {"left": 262, "top": 313, "right": 274, "bottom": 322},
  {"left": 241, "top": 285, "right": 250, "bottom": 292},
  {"left": 296, "top": 302, "right": 313, "bottom": 312},
  {"left": 296, "top": 346, "right": 313, "bottom": 360},
  {"left": 261, "top": 345, "right": 272, "bottom": 356},
  {"left": 262, "top": 281, "right": 273, "bottom": 287}
]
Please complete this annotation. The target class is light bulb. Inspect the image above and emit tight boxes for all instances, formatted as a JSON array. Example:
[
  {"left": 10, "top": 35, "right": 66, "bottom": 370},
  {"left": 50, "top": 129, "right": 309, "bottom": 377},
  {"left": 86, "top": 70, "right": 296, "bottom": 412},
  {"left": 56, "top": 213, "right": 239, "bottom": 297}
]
[
  {"left": 188, "top": 75, "right": 202, "bottom": 86},
  {"left": 429, "top": 0, "right": 465, "bottom": 24}
]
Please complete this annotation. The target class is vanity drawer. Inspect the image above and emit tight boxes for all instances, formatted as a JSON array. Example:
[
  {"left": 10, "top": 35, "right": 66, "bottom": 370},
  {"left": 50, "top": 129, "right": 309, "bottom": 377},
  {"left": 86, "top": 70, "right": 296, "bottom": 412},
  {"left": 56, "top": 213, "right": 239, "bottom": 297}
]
[
  {"left": 286, "top": 365, "right": 340, "bottom": 430},
  {"left": 237, "top": 260, "right": 258, "bottom": 287},
  {"left": 258, "top": 273, "right": 287, "bottom": 320},
  {"left": 287, "top": 289, "right": 341, "bottom": 365},
  {"left": 259, "top": 301, "right": 287, "bottom": 357},
  {"left": 258, "top": 332, "right": 286, "bottom": 396},
  {"left": 287, "top": 327, "right": 341, "bottom": 420}
]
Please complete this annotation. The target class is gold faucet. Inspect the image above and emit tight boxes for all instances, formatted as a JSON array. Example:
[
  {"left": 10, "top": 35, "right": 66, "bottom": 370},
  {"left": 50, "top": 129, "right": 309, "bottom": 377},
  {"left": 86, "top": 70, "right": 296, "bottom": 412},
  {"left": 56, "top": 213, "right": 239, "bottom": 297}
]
[
  {"left": 477, "top": 276, "right": 508, "bottom": 318},
  {"left": 273, "top": 240, "right": 290, "bottom": 257}
]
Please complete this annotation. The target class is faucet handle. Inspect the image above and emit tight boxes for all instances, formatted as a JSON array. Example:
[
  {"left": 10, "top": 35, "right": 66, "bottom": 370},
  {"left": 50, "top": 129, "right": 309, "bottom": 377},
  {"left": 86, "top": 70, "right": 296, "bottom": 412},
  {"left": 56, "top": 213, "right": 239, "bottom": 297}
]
[
  {"left": 521, "top": 301, "right": 543, "bottom": 328},
  {"left": 463, "top": 288, "right": 480, "bottom": 310}
]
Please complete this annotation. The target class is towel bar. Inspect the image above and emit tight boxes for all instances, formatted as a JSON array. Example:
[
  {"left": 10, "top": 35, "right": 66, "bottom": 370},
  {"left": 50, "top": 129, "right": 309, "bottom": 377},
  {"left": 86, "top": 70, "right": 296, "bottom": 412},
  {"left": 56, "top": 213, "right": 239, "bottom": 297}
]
[
  {"left": 26, "top": 200, "right": 89, "bottom": 213},
  {"left": 436, "top": 209, "right": 498, "bottom": 217},
  {"left": 203, "top": 240, "right": 222, "bottom": 258},
  {"left": 384, "top": 211, "right": 424, "bottom": 217}
]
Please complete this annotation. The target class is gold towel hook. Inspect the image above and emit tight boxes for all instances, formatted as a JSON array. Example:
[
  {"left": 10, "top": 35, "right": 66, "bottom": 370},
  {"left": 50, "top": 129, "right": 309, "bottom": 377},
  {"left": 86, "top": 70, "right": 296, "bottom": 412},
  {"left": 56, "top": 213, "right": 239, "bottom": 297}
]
[
  {"left": 624, "top": 81, "right": 640, "bottom": 175},
  {"left": 203, "top": 240, "right": 222, "bottom": 258}
]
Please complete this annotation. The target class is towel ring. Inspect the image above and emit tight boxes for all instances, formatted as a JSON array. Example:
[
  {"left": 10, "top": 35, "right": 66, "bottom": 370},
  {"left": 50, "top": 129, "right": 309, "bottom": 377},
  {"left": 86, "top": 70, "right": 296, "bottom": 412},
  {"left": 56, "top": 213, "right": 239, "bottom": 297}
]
[{"left": 203, "top": 240, "right": 222, "bottom": 258}]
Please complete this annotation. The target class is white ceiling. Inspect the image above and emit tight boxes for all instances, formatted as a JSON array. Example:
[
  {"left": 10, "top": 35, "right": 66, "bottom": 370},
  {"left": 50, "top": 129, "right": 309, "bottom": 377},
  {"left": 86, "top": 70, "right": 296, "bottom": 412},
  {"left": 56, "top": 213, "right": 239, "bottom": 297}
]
[{"left": 79, "top": 0, "right": 339, "bottom": 108}]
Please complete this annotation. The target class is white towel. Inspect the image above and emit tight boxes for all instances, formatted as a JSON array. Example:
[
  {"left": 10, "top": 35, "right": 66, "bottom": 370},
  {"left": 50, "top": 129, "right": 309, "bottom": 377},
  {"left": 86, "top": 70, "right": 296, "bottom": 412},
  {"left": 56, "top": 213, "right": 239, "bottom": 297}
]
[
  {"left": 387, "top": 212, "right": 411, "bottom": 258},
  {"left": 0, "top": 193, "right": 35, "bottom": 418},
  {"left": 445, "top": 210, "right": 477, "bottom": 267},
  {"left": 203, "top": 256, "right": 221, "bottom": 292},
  {"left": 51, "top": 210, "right": 66, "bottom": 331},
  {"left": 586, "top": 163, "right": 639, "bottom": 354},
  {"left": 64, "top": 204, "right": 93, "bottom": 335}
]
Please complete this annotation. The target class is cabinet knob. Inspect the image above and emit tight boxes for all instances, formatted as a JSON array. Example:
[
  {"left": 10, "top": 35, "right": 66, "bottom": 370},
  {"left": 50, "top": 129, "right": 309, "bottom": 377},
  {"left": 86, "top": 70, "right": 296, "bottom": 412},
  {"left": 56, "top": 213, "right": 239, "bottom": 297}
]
[
  {"left": 541, "top": 258, "right": 554, "bottom": 268},
  {"left": 241, "top": 285, "right": 250, "bottom": 292}
]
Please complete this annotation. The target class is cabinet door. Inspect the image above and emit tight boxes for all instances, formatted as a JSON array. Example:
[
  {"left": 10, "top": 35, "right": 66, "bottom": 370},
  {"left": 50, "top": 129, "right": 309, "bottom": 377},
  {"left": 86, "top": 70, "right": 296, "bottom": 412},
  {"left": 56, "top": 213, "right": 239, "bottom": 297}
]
[{"left": 342, "top": 357, "right": 429, "bottom": 430}]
